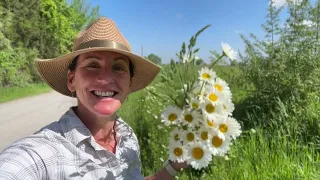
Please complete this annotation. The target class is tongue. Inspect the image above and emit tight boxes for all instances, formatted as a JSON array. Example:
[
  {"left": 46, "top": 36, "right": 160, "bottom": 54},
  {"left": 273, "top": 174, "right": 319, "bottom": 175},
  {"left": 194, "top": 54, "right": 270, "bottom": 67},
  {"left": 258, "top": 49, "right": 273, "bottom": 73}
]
[{"left": 94, "top": 98, "right": 121, "bottom": 115}]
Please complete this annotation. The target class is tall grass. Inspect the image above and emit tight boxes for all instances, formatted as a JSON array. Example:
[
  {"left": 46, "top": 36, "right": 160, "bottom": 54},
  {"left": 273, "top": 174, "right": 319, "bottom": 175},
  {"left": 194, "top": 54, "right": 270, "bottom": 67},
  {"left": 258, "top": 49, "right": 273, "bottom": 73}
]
[
  {"left": 118, "top": 88, "right": 320, "bottom": 179},
  {"left": 0, "top": 83, "right": 51, "bottom": 103}
]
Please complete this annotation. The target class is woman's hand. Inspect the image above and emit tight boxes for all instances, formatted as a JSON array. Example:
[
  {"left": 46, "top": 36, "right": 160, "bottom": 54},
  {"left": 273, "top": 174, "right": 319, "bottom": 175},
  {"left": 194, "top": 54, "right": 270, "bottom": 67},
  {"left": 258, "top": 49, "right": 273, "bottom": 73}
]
[
  {"left": 170, "top": 160, "right": 189, "bottom": 171},
  {"left": 144, "top": 160, "right": 189, "bottom": 180}
]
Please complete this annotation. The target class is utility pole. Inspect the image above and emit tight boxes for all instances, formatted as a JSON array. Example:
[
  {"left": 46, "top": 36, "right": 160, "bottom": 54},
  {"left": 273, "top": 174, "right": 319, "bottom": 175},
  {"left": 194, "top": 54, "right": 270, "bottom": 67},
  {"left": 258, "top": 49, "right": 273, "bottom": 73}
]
[{"left": 141, "top": 45, "right": 143, "bottom": 57}]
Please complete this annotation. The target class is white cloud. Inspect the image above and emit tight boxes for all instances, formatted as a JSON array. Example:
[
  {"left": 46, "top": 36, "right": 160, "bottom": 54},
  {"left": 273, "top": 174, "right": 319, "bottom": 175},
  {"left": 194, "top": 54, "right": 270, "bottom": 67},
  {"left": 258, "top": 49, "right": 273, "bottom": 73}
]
[
  {"left": 271, "top": 0, "right": 302, "bottom": 7},
  {"left": 282, "top": 20, "right": 315, "bottom": 29},
  {"left": 302, "top": 20, "right": 315, "bottom": 27},
  {"left": 271, "top": 0, "right": 287, "bottom": 7}
]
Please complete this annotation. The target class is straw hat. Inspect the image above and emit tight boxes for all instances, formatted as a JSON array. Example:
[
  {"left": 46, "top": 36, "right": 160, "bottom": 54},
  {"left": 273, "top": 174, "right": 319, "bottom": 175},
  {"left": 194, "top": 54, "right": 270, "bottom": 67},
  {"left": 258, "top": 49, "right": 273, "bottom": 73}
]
[{"left": 35, "top": 17, "right": 161, "bottom": 97}]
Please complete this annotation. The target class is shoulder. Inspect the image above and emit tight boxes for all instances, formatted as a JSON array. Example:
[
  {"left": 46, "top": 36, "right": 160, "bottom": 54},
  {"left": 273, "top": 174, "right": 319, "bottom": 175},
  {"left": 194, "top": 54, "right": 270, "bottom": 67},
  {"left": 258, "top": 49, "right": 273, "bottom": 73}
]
[
  {"left": 0, "top": 111, "right": 71, "bottom": 178},
  {"left": 116, "top": 117, "right": 140, "bottom": 151},
  {"left": 0, "top": 133, "right": 60, "bottom": 179},
  {"left": 116, "top": 117, "right": 138, "bottom": 142}
]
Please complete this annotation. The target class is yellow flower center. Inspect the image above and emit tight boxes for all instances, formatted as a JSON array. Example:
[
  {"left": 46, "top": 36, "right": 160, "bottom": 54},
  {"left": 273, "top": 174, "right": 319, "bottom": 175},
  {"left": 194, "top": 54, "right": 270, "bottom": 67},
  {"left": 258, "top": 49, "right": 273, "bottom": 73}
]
[
  {"left": 219, "top": 124, "right": 228, "bottom": 133},
  {"left": 191, "top": 103, "right": 199, "bottom": 109},
  {"left": 212, "top": 136, "right": 223, "bottom": 147},
  {"left": 202, "top": 73, "right": 211, "bottom": 80},
  {"left": 214, "top": 84, "right": 223, "bottom": 92},
  {"left": 207, "top": 120, "right": 214, "bottom": 127},
  {"left": 168, "top": 113, "right": 177, "bottom": 121},
  {"left": 174, "top": 147, "right": 183, "bottom": 156},
  {"left": 184, "top": 114, "right": 193, "bottom": 123},
  {"left": 209, "top": 93, "right": 218, "bottom": 102},
  {"left": 187, "top": 133, "right": 194, "bottom": 141},
  {"left": 192, "top": 147, "right": 204, "bottom": 160},
  {"left": 205, "top": 104, "right": 215, "bottom": 113},
  {"left": 174, "top": 134, "right": 179, "bottom": 141},
  {"left": 201, "top": 131, "right": 208, "bottom": 140}
]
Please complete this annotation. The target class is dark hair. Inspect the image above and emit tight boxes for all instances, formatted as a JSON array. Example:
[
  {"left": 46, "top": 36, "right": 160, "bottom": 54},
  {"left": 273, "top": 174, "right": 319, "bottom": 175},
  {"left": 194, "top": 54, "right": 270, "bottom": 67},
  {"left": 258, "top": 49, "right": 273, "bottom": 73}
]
[{"left": 68, "top": 55, "right": 135, "bottom": 79}]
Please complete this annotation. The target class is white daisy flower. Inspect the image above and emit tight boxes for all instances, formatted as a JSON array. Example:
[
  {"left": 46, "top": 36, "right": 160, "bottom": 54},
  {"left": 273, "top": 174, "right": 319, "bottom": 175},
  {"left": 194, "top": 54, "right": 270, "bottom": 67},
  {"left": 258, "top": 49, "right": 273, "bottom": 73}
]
[
  {"left": 181, "top": 109, "right": 201, "bottom": 128},
  {"left": 216, "top": 116, "right": 242, "bottom": 140},
  {"left": 208, "top": 130, "right": 232, "bottom": 156},
  {"left": 169, "top": 127, "right": 183, "bottom": 147},
  {"left": 212, "top": 78, "right": 232, "bottom": 98},
  {"left": 221, "top": 100, "right": 235, "bottom": 116},
  {"left": 198, "top": 67, "right": 216, "bottom": 83},
  {"left": 200, "top": 100, "right": 224, "bottom": 120},
  {"left": 197, "top": 127, "right": 212, "bottom": 144},
  {"left": 205, "top": 87, "right": 224, "bottom": 105},
  {"left": 186, "top": 142, "right": 212, "bottom": 170},
  {"left": 182, "top": 129, "right": 197, "bottom": 145},
  {"left": 221, "top": 42, "right": 238, "bottom": 61},
  {"left": 169, "top": 142, "right": 189, "bottom": 163},
  {"left": 161, "top": 106, "right": 183, "bottom": 126},
  {"left": 188, "top": 95, "right": 201, "bottom": 110},
  {"left": 203, "top": 115, "right": 218, "bottom": 130}
]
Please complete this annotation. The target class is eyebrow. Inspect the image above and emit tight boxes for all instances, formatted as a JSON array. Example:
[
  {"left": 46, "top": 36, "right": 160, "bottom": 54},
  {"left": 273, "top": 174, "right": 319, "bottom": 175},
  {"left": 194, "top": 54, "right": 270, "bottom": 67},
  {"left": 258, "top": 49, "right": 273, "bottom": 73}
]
[
  {"left": 82, "top": 56, "right": 129, "bottom": 64},
  {"left": 114, "top": 57, "right": 129, "bottom": 65}
]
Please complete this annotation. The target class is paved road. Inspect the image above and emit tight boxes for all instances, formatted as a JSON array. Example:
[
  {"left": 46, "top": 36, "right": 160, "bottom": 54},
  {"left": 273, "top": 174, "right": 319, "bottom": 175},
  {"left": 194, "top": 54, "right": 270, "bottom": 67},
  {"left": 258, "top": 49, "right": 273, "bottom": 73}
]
[{"left": 0, "top": 91, "right": 76, "bottom": 151}]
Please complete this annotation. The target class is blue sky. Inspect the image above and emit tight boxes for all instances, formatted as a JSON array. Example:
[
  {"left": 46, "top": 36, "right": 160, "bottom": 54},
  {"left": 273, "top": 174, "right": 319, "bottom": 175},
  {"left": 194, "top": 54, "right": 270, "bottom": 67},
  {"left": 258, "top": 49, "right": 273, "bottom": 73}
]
[{"left": 88, "top": 0, "right": 288, "bottom": 63}]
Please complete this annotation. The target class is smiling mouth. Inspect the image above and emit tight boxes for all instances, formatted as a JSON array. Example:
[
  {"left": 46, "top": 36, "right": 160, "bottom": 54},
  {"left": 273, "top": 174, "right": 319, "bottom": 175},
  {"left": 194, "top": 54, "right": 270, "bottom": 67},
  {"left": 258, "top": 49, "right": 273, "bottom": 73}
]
[{"left": 91, "top": 90, "right": 118, "bottom": 98}]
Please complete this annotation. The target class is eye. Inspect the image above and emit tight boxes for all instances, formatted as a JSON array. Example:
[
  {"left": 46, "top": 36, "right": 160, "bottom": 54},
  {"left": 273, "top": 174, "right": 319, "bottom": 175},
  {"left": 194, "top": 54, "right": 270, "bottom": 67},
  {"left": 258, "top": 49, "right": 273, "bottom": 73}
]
[
  {"left": 113, "top": 64, "right": 127, "bottom": 72},
  {"left": 86, "top": 63, "right": 100, "bottom": 69}
]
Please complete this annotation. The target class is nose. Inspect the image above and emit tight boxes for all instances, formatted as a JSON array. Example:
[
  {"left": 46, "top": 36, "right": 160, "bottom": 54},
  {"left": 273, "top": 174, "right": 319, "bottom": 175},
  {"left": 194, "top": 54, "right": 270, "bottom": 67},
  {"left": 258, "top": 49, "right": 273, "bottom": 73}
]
[{"left": 96, "top": 68, "right": 115, "bottom": 84}]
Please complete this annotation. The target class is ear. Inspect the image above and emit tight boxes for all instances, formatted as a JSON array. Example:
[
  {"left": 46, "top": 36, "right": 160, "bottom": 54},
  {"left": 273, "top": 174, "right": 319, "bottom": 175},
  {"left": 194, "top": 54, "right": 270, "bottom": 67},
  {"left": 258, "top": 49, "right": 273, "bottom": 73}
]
[{"left": 67, "top": 70, "right": 76, "bottom": 92}]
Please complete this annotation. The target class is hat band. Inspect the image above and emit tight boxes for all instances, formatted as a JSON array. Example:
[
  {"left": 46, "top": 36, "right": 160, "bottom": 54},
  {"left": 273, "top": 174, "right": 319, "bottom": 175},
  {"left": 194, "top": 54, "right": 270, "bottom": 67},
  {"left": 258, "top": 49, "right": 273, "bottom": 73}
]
[{"left": 74, "top": 39, "right": 130, "bottom": 52}]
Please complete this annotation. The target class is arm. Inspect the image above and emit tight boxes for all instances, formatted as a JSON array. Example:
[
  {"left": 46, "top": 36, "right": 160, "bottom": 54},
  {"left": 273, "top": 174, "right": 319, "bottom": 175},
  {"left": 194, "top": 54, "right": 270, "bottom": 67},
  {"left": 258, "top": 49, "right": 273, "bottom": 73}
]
[{"left": 145, "top": 160, "right": 188, "bottom": 180}]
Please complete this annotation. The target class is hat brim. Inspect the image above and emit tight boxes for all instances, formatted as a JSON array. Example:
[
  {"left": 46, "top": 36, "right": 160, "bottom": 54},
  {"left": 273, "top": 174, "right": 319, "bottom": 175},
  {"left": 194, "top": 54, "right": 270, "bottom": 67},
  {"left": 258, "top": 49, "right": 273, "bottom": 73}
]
[{"left": 35, "top": 47, "right": 161, "bottom": 97}]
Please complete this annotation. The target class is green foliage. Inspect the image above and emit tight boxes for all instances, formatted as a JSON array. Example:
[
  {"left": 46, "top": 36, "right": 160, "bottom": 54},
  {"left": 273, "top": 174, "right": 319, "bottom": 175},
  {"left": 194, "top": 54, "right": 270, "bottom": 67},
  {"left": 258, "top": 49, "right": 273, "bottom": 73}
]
[
  {"left": 0, "top": 47, "right": 38, "bottom": 87},
  {"left": 146, "top": 53, "right": 162, "bottom": 65},
  {"left": 238, "top": 0, "right": 320, "bottom": 131},
  {"left": 0, "top": 0, "right": 100, "bottom": 87},
  {"left": 118, "top": 90, "right": 169, "bottom": 175}
]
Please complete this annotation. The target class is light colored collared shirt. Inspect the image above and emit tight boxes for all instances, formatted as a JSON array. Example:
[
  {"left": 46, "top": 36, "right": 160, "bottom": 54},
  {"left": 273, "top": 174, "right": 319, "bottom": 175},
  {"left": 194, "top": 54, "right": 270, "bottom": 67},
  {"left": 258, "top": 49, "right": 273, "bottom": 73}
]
[{"left": 0, "top": 107, "right": 144, "bottom": 180}]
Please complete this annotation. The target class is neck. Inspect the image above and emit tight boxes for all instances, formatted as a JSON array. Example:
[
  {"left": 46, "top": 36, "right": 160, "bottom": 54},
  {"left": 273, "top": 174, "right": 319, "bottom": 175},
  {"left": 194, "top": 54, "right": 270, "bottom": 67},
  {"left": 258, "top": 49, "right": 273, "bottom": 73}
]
[{"left": 74, "top": 105, "right": 117, "bottom": 148}]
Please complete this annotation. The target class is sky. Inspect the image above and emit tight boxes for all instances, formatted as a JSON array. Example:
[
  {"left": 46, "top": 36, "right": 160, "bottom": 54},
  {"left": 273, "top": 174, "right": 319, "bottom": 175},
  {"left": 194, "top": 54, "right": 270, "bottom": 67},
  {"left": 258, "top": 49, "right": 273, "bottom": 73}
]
[{"left": 88, "top": 0, "right": 312, "bottom": 64}]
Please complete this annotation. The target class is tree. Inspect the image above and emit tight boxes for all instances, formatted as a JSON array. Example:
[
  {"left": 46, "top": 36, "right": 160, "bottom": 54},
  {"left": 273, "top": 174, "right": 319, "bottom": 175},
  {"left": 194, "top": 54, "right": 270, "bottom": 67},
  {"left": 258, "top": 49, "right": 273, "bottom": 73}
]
[
  {"left": 195, "top": 58, "right": 204, "bottom": 65},
  {"left": 0, "top": 0, "right": 101, "bottom": 87},
  {"left": 146, "top": 53, "right": 162, "bottom": 65}
]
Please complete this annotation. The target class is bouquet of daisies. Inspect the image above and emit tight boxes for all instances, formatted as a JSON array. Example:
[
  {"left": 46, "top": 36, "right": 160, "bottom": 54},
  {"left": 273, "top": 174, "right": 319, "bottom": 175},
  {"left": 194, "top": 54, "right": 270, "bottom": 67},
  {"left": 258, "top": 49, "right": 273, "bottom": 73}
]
[{"left": 160, "top": 42, "right": 242, "bottom": 170}]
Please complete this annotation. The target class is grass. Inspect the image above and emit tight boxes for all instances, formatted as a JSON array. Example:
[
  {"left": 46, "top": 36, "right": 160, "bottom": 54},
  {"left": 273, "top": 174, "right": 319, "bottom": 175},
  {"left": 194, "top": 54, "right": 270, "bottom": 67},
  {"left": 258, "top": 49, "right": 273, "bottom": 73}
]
[
  {"left": 119, "top": 91, "right": 320, "bottom": 179},
  {"left": 0, "top": 83, "right": 52, "bottom": 103},
  {"left": 195, "top": 129, "right": 320, "bottom": 180}
]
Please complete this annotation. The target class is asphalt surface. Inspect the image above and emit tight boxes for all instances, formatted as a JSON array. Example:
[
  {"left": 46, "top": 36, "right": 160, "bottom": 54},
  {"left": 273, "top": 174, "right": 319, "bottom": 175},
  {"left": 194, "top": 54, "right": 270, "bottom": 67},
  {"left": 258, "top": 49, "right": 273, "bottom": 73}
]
[{"left": 0, "top": 91, "right": 76, "bottom": 151}]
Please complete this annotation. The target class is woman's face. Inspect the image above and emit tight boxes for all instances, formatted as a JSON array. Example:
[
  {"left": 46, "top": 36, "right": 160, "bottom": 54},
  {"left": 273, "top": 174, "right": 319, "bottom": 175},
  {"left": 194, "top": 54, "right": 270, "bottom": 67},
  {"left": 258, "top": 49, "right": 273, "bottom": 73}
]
[{"left": 67, "top": 51, "right": 132, "bottom": 117}]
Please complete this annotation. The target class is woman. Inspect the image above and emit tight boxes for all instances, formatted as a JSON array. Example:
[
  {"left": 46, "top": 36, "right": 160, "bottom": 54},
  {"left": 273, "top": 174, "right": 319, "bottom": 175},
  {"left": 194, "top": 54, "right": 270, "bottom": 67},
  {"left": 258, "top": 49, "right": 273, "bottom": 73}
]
[{"left": 0, "top": 17, "right": 187, "bottom": 179}]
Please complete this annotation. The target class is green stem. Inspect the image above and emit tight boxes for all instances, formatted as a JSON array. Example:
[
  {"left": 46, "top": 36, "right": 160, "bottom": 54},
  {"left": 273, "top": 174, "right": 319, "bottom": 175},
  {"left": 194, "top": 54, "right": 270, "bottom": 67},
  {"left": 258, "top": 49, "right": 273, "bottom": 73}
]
[
  {"left": 199, "top": 81, "right": 206, "bottom": 97},
  {"left": 210, "top": 54, "right": 225, "bottom": 69}
]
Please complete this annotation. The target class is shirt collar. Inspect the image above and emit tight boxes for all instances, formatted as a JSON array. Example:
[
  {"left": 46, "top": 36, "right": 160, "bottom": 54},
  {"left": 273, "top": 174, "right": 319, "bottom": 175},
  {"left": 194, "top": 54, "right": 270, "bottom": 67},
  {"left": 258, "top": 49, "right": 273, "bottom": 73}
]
[
  {"left": 59, "top": 107, "right": 92, "bottom": 146},
  {"left": 59, "top": 107, "right": 133, "bottom": 148}
]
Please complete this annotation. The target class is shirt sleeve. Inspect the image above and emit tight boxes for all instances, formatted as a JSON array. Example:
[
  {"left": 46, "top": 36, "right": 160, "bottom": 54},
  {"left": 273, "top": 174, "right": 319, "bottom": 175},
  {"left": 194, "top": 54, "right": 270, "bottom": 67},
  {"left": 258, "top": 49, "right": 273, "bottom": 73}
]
[{"left": 0, "top": 144, "right": 45, "bottom": 180}]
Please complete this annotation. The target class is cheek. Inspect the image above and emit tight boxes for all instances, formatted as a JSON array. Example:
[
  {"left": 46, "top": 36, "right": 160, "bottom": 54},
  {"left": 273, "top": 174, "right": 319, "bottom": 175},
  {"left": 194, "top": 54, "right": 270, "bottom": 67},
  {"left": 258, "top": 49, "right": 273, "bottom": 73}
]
[
  {"left": 117, "top": 75, "right": 131, "bottom": 92},
  {"left": 74, "top": 70, "right": 95, "bottom": 86}
]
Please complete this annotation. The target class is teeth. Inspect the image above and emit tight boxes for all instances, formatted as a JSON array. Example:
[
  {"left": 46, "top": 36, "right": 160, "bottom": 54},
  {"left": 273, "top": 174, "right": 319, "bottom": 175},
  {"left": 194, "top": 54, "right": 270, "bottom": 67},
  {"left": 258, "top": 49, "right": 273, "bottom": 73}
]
[{"left": 94, "top": 91, "right": 114, "bottom": 97}]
